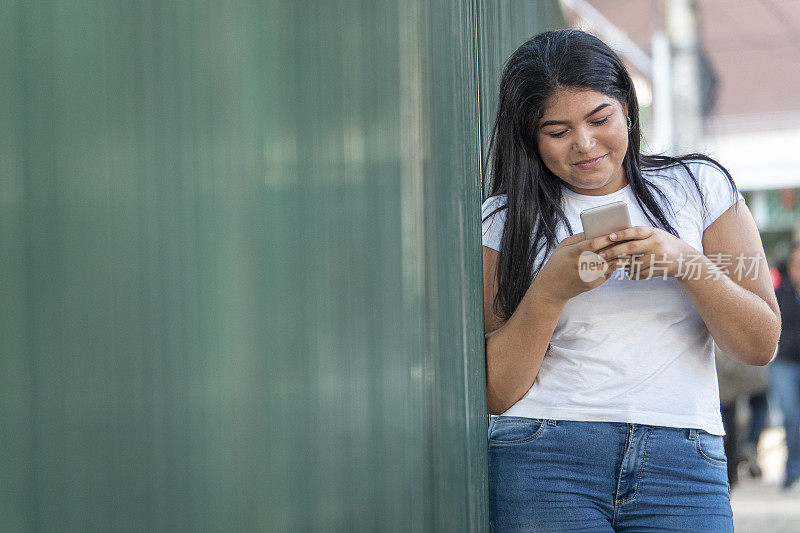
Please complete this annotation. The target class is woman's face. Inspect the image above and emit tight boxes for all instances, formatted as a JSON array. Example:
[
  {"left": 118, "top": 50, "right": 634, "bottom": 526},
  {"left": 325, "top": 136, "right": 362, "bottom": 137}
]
[{"left": 535, "top": 88, "right": 629, "bottom": 196}]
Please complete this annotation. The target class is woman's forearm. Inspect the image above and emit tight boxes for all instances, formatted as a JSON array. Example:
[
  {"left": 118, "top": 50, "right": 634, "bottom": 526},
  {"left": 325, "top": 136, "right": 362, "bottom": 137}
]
[
  {"left": 485, "top": 279, "right": 566, "bottom": 415},
  {"left": 678, "top": 255, "right": 780, "bottom": 365}
]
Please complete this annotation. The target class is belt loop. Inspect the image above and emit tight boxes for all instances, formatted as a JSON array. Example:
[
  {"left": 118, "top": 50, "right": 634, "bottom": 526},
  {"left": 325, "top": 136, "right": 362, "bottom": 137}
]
[{"left": 688, "top": 428, "right": 698, "bottom": 440}]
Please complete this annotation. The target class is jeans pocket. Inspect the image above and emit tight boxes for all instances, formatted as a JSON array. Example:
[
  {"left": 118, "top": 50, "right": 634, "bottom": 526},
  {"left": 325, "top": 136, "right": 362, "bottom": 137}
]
[
  {"left": 488, "top": 416, "right": 546, "bottom": 445},
  {"left": 695, "top": 430, "right": 727, "bottom": 466}
]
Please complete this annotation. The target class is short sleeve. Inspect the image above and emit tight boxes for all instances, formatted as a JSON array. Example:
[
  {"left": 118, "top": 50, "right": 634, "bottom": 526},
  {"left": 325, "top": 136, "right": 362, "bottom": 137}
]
[
  {"left": 694, "top": 161, "right": 745, "bottom": 231},
  {"left": 481, "top": 195, "right": 507, "bottom": 252}
]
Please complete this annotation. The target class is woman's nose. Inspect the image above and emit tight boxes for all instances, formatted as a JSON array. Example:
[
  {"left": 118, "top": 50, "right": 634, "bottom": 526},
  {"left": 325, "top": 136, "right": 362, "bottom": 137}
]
[{"left": 572, "top": 127, "right": 595, "bottom": 153}]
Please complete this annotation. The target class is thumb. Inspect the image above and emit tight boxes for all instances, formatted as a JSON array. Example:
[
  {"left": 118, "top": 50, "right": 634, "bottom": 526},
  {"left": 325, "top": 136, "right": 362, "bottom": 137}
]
[{"left": 558, "top": 232, "right": 585, "bottom": 247}]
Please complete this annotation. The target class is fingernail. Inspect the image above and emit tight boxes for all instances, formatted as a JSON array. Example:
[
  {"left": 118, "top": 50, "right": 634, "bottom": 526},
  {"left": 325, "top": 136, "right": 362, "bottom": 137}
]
[
  {"left": 598, "top": 252, "right": 606, "bottom": 259},
  {"left": 609, "top": 233, "right": 617, "bottom": 240}
]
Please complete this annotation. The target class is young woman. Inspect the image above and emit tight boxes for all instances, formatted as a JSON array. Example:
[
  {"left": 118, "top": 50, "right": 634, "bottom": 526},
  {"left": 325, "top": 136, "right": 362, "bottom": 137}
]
[{"left": 481, "top": 30, "right": 780, "bottom": 532}]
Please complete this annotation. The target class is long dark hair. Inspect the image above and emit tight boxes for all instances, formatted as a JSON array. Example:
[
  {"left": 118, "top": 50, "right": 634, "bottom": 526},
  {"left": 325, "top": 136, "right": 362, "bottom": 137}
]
[{"left": 482, "top": 29, "right": 738, "bottom": 320}]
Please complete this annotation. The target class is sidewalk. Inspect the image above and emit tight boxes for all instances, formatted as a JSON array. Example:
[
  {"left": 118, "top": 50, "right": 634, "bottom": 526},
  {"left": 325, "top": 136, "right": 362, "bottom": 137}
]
[{"left": 731, "top": 426, "right": 800, "bottom": 532}]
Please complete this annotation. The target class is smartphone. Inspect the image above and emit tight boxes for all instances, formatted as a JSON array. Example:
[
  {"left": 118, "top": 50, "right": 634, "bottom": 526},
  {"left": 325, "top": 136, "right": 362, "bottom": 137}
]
[{"left": 579, "top": 201, "right": 632, "bottom": 240}]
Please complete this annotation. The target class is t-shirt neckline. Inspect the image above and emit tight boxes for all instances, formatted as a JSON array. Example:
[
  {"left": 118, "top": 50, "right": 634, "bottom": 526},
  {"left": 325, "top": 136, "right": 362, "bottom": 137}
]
[{"left": 561, "top": 183, "right": 631, "bottom": 202}]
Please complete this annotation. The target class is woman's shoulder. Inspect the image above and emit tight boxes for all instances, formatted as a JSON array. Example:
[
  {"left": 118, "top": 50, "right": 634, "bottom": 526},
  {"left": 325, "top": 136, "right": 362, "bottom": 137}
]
[
  {"left": 641, "top": 156, "right": 742, "bottom": 230},
  {"left": 481, "top": 194, "right": 508, "bottom": 218},
  {"left": 642, "top": 157, "right": 740, "bottom": 205},
  {"left": 481, "top": 194, "right": 508, "bottom": 252},
  {"left": 642, "top": 158, "right": 732, "bottom": 188}
]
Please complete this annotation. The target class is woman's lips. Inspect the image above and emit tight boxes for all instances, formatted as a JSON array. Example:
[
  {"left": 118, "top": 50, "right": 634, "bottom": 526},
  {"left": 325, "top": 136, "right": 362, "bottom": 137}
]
[{"left": 573, "top": 154, "right": 606, "bottom": 170}]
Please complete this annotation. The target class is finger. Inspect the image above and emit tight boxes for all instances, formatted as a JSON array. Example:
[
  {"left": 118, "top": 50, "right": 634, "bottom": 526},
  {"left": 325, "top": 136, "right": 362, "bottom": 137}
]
[
  {"left": 595, "top": 236, "right": 648, "bottom": 253},
  {"left": 605, "top": 258, "right": 627, "bottom": 271},
  {"left": 599, "top": 241, "right": 643, "bottom": 261},
  {"left": 586, "top": 228, "right": 650, "bottom": 254},
  {"left": 607, "top": 226, "right": 652, "bottom": 243},
  {"left": 584, "top": 234, "right": 618, "bottom": 253},
  {"left": 595, "top": 242, "right": 626, "bottom": 255}
]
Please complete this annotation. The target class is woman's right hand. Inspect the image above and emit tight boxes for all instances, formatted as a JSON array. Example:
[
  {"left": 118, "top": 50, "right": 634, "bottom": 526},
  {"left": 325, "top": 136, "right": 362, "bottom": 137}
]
[{"left": 533, "top": 232, "right": 626, "bottom": 304}]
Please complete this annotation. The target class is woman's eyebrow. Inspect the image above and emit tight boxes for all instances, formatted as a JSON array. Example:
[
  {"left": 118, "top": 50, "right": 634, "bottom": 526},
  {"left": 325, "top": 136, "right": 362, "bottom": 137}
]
[{"left": 539, "top": 103, "right": 612, "bottom": 129}]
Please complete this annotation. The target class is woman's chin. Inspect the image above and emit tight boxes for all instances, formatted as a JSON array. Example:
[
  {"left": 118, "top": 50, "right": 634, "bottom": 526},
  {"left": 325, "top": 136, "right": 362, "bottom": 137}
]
[{"left": 570, "top": 180, "right": 607, "bottom": 191}]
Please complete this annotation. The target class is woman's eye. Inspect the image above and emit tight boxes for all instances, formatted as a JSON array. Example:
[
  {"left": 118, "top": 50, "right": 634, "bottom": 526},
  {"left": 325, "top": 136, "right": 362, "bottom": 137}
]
[{"left": 547, "top": 117, "right": 609, "bottom": 138}]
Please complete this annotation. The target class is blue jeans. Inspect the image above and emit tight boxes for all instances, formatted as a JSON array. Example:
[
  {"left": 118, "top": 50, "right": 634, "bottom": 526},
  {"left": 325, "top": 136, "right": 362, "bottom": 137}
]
[
  {"left": 769, "top": 358, "right": 800, "bottom": 483},
  {"left": 488, "top": 418, "right": 733, "bottom": 532}
]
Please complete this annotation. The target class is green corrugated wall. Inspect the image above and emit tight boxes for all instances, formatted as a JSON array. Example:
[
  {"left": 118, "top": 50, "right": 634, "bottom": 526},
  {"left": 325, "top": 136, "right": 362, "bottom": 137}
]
[{"left": 0, "top": 1, "right": 562, "bottom": 531}]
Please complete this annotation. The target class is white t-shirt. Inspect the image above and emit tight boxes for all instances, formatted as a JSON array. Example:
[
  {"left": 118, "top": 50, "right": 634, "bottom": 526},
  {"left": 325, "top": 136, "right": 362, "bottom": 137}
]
[{"left": 481, "top": 160, "right": 744, "bottom": 435}]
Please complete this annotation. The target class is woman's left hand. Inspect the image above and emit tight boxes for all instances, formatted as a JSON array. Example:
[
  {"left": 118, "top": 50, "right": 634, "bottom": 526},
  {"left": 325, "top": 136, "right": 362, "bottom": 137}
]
[{"left": 597, "top": 226, "right": 697, "bottom": 280}]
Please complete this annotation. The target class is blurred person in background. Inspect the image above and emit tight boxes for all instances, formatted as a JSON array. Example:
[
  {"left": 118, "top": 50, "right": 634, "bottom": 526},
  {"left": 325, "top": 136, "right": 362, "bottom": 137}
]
[
  {"left": 716, "top": 345, "right": 770, "bottom": 489},
  {"left": 742, "top": 389, "right": 769, "bottom": 477},
  {"left": 773, "top": 243, "right": 800, "bottom": 490}
]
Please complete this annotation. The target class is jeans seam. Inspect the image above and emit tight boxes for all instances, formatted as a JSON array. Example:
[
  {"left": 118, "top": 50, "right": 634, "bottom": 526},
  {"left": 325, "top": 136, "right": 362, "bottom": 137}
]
[
  {"left": 613, "top": 425, "right": 630, "bottom": 511},
  {"left": 621, "top": 428, "right": 653, "bottom": 504}
]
